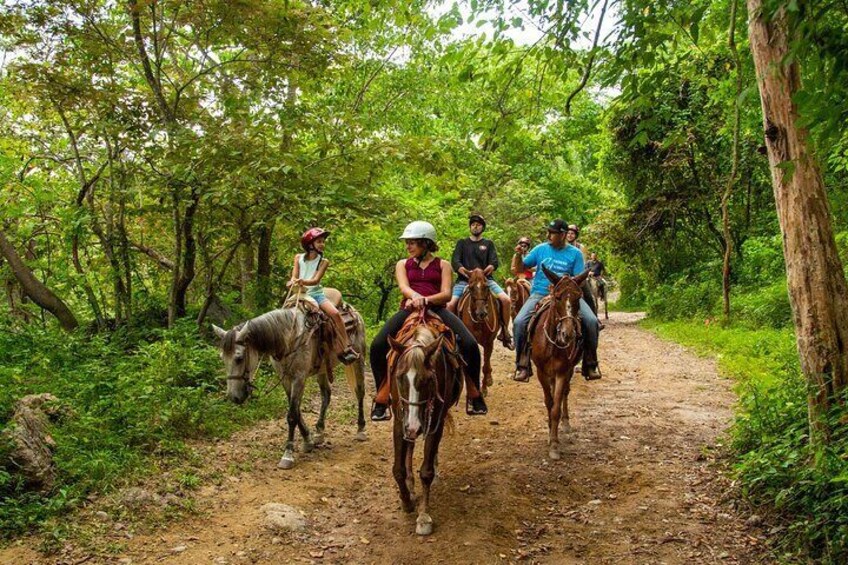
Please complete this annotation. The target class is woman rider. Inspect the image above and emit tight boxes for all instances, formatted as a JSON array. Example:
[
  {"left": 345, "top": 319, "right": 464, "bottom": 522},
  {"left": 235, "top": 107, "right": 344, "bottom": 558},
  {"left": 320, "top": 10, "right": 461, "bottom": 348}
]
[{"left": 369, "top": 221, "right": 489, "bottom": 421}]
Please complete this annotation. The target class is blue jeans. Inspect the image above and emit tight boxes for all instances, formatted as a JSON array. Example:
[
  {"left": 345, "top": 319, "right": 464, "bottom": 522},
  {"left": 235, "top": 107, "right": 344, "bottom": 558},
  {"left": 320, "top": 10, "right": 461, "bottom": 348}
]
[
  {"left": 514, "top": 294, "right": 599, "bottom": 369},
  {"left": 452, "top": 278, "right": 504, "bottom": 298}
]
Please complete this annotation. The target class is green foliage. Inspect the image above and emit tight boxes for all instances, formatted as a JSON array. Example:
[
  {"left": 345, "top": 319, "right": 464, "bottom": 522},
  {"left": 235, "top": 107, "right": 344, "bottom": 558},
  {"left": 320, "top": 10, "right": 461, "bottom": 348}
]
[
  {"left": 0, "top": 321, "right": 286, "bottom": 538},
  {"left": 647, "top": 319, "right": 848, "bottom": 562}
]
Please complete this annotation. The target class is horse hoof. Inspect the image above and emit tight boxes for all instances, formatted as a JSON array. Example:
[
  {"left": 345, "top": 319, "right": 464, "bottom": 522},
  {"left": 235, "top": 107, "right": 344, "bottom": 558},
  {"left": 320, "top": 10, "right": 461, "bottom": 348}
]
[
  {"left": 416, "top": 515, "right": 434, "bottom": 536},
  {"left": 549, "top": 449, "right": 561, "bottom": 461},
  {"left": 312, "top": 432, "right": 325, "bottom": 446},
  {"left": 355, "top": 431, "right": 368, "bottom": 442},
  {"left": 278, "top": 455, "right": 296, "bottom": 470},
  {"left": 302, "top": 439, "right": 315, "bottom": 453}
]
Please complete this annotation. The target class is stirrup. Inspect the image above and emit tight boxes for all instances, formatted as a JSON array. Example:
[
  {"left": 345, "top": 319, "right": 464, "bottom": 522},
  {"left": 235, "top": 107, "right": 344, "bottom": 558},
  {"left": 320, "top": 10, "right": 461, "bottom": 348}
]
[{"left": 370, "top": 401, "right": 391, "bottom": 422}]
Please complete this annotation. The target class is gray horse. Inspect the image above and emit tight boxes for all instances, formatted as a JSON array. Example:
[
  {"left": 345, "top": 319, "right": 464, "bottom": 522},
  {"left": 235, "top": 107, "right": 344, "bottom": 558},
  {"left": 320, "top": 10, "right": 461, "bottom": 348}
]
[{"left": 213, "top": 304, "right": 367, "bottom": 469}]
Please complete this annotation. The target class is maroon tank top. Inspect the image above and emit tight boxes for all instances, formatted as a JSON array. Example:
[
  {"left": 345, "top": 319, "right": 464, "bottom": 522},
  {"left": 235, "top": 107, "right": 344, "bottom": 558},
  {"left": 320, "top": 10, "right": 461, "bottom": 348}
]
[{"left": 405, "top": 257, "right": 442, "bottom": 297}]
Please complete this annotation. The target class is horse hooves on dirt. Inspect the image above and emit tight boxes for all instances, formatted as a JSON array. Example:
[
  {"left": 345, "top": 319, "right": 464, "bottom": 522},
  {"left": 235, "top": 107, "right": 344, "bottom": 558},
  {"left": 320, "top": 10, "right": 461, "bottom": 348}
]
[
  {"left": 416, "top": 514, "right": 434, "bottom": 536},
  {"left": 277, "top": 455, "right": 296, "bottom": 470},
  {"left": 355, "top": 431, "right": 368, "bottom": 442},
  {"left": 311, "top": 432, "right": 325, "bottom": 446},
  {"left": 302, "top": 439, "right": 315, "bottom": 453}
]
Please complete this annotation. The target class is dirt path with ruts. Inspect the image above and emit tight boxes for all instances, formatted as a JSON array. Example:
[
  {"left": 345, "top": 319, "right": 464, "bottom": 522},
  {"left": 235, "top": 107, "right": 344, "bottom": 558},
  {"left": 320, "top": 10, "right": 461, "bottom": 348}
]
[{"left": 2, "top": 311, "right": 772, "bottom": 564}]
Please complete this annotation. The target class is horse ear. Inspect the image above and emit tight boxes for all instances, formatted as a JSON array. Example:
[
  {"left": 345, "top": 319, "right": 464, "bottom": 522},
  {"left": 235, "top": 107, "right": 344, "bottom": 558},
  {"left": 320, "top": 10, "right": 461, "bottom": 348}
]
[
  {"left": 235, "top": 326, "right": 248, "bottom": 344},
  {"left": 388, "top": 335, "right": 405, "bottom": 354},
  {"left": 542, "top": 265, "right": 562, "bottom": 285},
  {"left": 212, "top": 324, "right": 227, "bottom": 342},
  {"left": 573, "top": 269, "right": 590, "bottom": 285},
  {"left": 423, "top": 335, "right": 444, "bottom": 360}
]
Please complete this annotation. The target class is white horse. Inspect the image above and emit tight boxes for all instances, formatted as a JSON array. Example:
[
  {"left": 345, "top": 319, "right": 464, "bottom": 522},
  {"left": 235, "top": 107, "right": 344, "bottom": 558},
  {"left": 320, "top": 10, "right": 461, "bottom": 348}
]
[{"left": 213, "top": 302, "right": 367, "bottom": 469}]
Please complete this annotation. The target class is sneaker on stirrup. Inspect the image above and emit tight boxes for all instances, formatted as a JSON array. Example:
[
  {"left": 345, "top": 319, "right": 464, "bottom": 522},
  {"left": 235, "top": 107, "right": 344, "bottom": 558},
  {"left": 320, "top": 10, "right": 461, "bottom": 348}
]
[{"left": 370, "top": 402, "right": 391, "bottom": 421}]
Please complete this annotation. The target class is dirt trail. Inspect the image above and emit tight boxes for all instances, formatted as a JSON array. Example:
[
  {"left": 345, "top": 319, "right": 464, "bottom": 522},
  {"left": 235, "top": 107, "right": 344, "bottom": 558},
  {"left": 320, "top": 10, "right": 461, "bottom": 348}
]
[{"left": 3, "top": 312, "right": 771, "bottom": 564}]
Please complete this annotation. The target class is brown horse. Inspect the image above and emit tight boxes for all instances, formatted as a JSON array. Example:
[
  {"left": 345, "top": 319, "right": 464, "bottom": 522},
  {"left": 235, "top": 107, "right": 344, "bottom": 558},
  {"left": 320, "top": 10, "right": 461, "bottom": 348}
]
[
  {"left": 387, "top": 312, "right": 462, "bottom": 536},
  {"left": 530, "top": 266, "right": 589, "bottom": 461},
  {"left": 505, "top": 277, "right": 531, "bottom": 321},
  {"left": 457, "top": 269, "right": 499, "bottom": 396}
]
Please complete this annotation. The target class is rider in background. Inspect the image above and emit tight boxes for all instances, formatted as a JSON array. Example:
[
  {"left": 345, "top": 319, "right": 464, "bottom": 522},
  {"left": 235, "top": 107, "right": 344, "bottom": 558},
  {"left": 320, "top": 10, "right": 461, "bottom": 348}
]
[
  {"left": 510, "top": 219, "right": 602, "bottom": 382},
  {"left": 566, "top": 224, "right": 588, "bottom": 261},
  {"left": 287, "top": 228, "right": 359, "bottom": 364},
  {"left": 586, "top": 252, "right": 606, "bottom": 297},
  {"left": 447, "top": 214, "right": 514, "bottom": 350},
  {"left": 511, "top": 236, "right": 535, "bottom": 280},
  {"left": 566, "top": 224, "right": 596, "bottom": 314},
  {"left": 369, "top": 221, "right": 488, "bottom": 421}
]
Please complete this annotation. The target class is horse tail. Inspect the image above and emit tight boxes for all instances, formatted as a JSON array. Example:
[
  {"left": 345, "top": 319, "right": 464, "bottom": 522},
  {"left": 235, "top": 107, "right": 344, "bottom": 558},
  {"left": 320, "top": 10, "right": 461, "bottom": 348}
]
[{"left": 344, "top": 360, "right": 363, "bottom": 396}]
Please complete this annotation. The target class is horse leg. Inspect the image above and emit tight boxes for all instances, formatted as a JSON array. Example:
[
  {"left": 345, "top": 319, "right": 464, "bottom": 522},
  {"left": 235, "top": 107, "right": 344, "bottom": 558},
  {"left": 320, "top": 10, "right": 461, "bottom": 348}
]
[
  {"left": 560, "top": 376, "right": 572, "bottom": 436},
  {"left": 288, "top": 376, "right": 314, "bottom": 453},
  {"left": 313, "top": 370, "right": 331, "bottom": 446},
  {"left": 416, "top": 423, "right": 444, "bottom": 536},
  {"left": 549, "top": 374, "right": 566, "bottom": 460},
  {"left": 353, "top": 358, "right": 368, "bottom": 441},
  {"left": 278, "top": 375, "right": 298, "bottom": 470},
  {"left": 392, "top": 421, "right": 415, "bottom": 513},
  {"left": 405, "top": 439, "right": 415, "bottom": 495},
  {"left": 482, "top": 341, "right": 493, "bottom": 395}
]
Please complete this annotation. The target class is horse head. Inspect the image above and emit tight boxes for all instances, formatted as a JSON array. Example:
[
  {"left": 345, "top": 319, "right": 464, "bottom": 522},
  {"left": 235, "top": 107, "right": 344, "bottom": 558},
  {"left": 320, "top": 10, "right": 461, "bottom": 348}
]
[
  {"left": 388, "top": 328, "right": 444, "bottom": 441},
  {"left": 213, "top": 323, "right": 260, "bottom": 404},
  {"left": 542, "top": 266, "right": 588, "bottom": 349},
  {"left": 466, "top": 268, "right": 490, "bottom": 321}
]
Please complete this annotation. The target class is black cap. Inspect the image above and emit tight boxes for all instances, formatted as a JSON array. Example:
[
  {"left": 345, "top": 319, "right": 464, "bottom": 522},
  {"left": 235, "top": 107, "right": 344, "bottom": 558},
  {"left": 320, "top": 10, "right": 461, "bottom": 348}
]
[
  {"left": 469, "top": 214, "right": 486, "bottom": 227},
  {"left": 546, "top": 219, "right": 567, "bottom": 233}
]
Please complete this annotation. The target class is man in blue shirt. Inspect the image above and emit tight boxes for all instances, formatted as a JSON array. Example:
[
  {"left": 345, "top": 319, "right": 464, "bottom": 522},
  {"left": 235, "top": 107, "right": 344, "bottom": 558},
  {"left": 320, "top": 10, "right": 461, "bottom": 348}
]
[{"left": 510, "top": 219, "right": 602, "bottom": 382}]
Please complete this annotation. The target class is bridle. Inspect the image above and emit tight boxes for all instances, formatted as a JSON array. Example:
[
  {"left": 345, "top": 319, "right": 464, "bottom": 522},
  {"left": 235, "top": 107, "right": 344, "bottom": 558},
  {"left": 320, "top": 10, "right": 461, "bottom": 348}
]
[
  {"left": 465, "top": 278, "right": 498, "bottom": 332},
  {"left": 543, "top": 285, "right": 582, "bottom": 355},
  {"left": 394, "top": 344, "right": 447, "bottom": 442}
]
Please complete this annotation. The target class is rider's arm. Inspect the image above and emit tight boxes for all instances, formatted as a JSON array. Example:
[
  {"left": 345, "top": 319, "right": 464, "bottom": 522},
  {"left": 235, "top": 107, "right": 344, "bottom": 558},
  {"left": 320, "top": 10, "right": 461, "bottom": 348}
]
[
  {"left": 451, "top": 240, "right": 468, "bottom": 278},
  {"left": 396, "top": 259, "right": 419, "bottom": 301},
  {"left": 298, "top": 258, "right": 329, "bottom": 286},
  {"left": 287, "top": 254, "right": 302, "bottom": 287},
  {"left": 484, "top": 241, "right": 498, "bottom": 276},
  {"left": 426, "top": 260, "right": 454, "bottom": 306}
]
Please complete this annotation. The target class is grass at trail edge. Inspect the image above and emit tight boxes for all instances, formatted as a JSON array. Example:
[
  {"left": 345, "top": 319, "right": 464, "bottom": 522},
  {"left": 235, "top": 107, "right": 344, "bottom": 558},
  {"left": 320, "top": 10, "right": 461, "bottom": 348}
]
[{"left": 644, "top": 318, "right": 848, "bottom": 564}]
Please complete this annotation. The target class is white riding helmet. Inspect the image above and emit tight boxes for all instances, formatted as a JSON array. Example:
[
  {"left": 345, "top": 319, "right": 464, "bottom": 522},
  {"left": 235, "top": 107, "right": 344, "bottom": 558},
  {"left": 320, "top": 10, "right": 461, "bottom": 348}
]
[{"left": 399, "top": 221, "right": 437, "bottom": 242}]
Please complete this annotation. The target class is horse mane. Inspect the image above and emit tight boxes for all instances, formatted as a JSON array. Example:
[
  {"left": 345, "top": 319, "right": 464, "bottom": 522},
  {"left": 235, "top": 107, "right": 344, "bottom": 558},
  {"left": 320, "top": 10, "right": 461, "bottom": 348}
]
[
  {"left": 403, "top": 326, "right": 437, "bottom": 373},
  {"left": 232, "top": 309, "right": 301, "bottom": 355}
]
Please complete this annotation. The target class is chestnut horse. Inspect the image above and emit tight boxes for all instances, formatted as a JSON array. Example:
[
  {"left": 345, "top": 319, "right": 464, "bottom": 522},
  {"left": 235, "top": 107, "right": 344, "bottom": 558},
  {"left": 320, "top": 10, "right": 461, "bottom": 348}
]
[
  {"left": 387, "top": 312, "right": 462, "bottom": 536},
  {"left": 457, "top": 269, "right": 500, "bottom": 396},
  {"left": 531, "top": 266, "right": 589, "bottom": 460},
  {"left": 504, "top": 277, "right": 531, "bottom": 321}
]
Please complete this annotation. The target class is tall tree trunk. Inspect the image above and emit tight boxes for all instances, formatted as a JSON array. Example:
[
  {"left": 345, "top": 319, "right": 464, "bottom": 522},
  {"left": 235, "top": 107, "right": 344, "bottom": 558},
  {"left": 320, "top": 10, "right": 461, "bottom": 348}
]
[
  {"left": 747, "top": 0, "right": 848, "bottom": 442},
  {"left": 722, "top": 0, "right": 743, "bottom": 322},
  {"left": 255, "top": 221, "right": 275, "bottom": 309},
  {"left": 0, "top": 229, "right": 79, "bottom": 331},
  {"left": 240, "top": 228, "right": 255, "bottom": 310},
  {"left": 171, "top": 187, "right": 199, "bottom": 322}
]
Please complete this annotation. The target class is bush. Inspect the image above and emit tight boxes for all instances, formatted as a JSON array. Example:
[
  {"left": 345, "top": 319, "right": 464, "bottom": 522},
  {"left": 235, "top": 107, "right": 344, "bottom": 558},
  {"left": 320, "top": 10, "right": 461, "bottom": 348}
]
[
  {"left": 647, "top": 319, "right": 848, "bottom": 562},
  {"left": 0, "top": 320, "right": 287, "bottom": 538}
]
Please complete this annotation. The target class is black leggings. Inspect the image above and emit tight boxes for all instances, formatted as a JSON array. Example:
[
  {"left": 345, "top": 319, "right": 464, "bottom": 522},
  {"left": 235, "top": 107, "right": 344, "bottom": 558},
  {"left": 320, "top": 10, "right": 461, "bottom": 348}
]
[{"left": 370, "top": 306, "right": 481, "bottom": 394}]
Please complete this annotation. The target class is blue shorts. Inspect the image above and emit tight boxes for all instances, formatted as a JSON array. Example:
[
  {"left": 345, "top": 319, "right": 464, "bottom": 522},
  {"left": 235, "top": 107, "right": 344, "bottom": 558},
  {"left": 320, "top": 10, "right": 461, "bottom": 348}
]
[
  {"left": 309, "top": 292, "right": 328, "bottom": 305},
  {"left": 452, "top": 279, "right": 504, "bottom": 298}
]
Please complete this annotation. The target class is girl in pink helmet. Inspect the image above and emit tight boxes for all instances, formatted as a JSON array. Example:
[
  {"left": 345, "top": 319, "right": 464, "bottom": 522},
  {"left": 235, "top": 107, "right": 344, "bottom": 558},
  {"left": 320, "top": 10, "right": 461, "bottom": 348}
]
[{"left": 288, "top": 227, "right": 359, "bottom": 364}]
